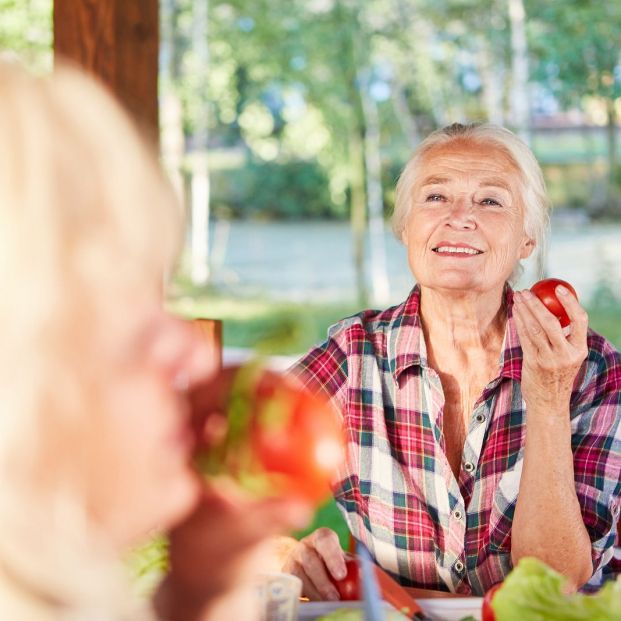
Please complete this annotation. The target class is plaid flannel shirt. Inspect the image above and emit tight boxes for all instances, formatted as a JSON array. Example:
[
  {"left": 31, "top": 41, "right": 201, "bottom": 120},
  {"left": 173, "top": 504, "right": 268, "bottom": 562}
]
[{"left": 291, "top": 285, "right": 621, "bottom": 595}]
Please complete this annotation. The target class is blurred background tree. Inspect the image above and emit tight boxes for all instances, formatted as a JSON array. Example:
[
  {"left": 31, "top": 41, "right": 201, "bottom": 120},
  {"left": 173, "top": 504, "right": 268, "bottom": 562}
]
[
  {"left": 0, "top": 0, "right": 51, "bottom": 70},
  {"left": 2, "top": 0, "right": 620, "bottom": 323},
  {"left": 156, "top": 0, "right": 621, "bottom": 296}
]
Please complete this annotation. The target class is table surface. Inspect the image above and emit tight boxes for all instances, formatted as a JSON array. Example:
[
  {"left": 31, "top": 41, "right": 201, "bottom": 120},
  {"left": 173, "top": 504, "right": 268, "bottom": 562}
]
[{"left": 405, "top": 587, "right": 472, "bottom": 600}]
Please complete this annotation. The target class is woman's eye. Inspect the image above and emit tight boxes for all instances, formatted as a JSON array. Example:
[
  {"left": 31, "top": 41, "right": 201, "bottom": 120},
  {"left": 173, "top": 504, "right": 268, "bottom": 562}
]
[
  {"left": 426, "top": 194, "right": 445, "bottom": 202},
  {"left": 480, "top": 197, "right": 501, "bottom": 206}
]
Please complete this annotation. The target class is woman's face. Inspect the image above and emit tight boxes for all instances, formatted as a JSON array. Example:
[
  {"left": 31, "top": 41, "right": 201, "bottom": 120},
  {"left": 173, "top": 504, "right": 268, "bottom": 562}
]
[
  {"left": 401, "top": 140, "right": 534, "bottom": 294},
  {"left": 79, "top": 295, "right": 217, "bottom": 548}
]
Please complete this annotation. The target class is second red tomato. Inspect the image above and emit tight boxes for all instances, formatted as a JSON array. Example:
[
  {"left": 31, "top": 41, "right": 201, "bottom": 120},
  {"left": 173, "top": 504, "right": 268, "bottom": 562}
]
[
  {"left": 330, "top": 558, "right": 361, "bottom": 600},
  {"left": 481, "top": 583, "right": 502, "bottom": 621}
]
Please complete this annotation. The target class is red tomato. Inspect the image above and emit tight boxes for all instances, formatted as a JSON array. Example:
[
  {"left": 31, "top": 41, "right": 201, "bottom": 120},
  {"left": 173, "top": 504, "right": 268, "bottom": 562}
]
[
  {"left": 482, "top": 583, "right": 502, "bottom": 621},
  {"left": 193, "top": 363, "right": 345, "bottom": 504},
  {"left": 329, "top": 558, "right": 361, "bottom": 600},
  {"left": 530, "top": 278, "right": 578, "bottom": 328}
]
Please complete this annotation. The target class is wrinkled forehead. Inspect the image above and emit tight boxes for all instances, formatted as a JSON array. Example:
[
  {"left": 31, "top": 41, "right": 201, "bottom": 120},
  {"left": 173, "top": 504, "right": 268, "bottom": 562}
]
[{"left": 414, "top": 138, "right": 523, "bottom": 187}]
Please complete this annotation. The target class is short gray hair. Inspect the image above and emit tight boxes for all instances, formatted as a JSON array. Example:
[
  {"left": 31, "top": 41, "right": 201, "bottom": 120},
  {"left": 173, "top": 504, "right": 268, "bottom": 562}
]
[{"left": 392, "top": 123, "right": 550, "bottom": 279}]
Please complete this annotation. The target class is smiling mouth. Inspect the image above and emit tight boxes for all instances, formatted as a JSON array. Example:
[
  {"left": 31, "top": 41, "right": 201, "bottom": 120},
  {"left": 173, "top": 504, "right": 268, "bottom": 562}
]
[{"left": 432, "top": 245, "right": 483, "bottom": 256}]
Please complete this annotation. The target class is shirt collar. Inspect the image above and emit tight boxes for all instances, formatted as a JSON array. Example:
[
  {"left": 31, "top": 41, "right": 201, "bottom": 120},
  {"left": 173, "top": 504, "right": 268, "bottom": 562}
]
[
  {"left": 388, "top": 284, "right": 523, "bottom": 383},
  {"left": 387, "top": 285, "right": 425, "bottom": 380},
  {"left": 498, "top": 286, "right": 523, "bottom": 382}
]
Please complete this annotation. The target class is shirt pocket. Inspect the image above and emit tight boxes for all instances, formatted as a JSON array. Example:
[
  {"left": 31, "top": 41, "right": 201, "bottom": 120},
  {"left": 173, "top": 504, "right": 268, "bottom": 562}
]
[{"left": 488, "top": 460, "right": 523, "bottom": 553}]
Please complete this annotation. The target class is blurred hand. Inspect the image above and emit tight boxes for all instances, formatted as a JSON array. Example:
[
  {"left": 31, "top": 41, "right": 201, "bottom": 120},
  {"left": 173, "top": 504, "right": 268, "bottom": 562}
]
[
  {"left": 513, "top": 286, "right": 588, "bottom": 414},
  {"left": 281, "top": 527, "right": 347, "bottom": 601},
  {"left": 154, "top": 482, "right": 312, "bottom": 621}
]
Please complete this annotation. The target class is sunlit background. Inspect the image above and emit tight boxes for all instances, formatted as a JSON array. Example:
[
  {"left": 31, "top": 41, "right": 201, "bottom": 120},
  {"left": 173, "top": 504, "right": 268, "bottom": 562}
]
[
  {"left": 2, "top": 0, "right": 620, "bottom": 583},
  {"left": 3, "top": 0, "right": 619, "bottom": 363}
]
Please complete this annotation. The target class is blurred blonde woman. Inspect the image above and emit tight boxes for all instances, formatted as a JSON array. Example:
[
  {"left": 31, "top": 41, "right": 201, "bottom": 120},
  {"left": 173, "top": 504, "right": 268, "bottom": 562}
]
[{"left": 0, "top": 62, "right": 308, "bottom": 620}]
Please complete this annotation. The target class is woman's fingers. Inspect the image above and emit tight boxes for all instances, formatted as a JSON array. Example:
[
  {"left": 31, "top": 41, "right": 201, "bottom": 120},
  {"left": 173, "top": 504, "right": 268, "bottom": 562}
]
[
  {"left": 513, "top": 292, "right": 550, "bottom": 354},
  {"left": 515, "top": 291, "right": 561, "bottom": 349},
  {"left": 294, "top": 566, "right": 326, "bottom": 601},
  {"left": 554, "top": 285, "right": 589, "bottom": 350},
  {"left": 308, "top": 527, "right": 347, "bottom": 581},
  {"left": 283, "top": 527, "right": 345, "bottom": 600},
  {"left": 514, "top": 289, "right": 588, "bottom": 366},
  {"left": 297, "top": 543, "right": 340, "bottom": 600}
]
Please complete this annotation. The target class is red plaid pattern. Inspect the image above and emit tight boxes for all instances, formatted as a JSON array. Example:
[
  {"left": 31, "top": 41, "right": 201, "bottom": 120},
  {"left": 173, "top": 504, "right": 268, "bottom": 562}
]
[{"left": 291, "top": 286, "right": 621, "bottom": 595}]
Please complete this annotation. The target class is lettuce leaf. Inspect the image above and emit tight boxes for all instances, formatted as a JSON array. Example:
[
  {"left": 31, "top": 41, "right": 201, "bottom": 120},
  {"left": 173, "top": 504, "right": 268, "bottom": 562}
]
[{"left": 493, "top": 557, "right": 621, "bottom": 620}]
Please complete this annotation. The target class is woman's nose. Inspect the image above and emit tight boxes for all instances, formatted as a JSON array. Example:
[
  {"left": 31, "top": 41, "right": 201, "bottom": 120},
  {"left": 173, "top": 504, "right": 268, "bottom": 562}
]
[
  {"left": 156, "top": 316, "right": 219, "bottom": 389},
  {"left": 446, "top": 195, "right": 476, "bottom": 229}
]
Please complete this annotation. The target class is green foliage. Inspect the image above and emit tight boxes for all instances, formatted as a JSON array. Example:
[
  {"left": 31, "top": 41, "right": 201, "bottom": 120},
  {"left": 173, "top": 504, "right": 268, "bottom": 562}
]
[
  {"left": 295, "top": 497, "right": 350, "bottom": 550},
  {"left": 211, "top": 157, "right": 340, "bottom": 219},
  {"left": 0, "top": 0, "right": 51, "bottom": 71},
  {"left": 527, "top": 0, "right": 621, "bottom": 105},
  {"left": 170, "top": 287, "right": 359, "bottom": 355}
]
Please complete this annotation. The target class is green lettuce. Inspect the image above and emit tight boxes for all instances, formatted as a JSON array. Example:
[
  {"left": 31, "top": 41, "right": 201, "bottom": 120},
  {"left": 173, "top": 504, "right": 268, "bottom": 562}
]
[{"left": 493, "top": 558, "right": 621, "bottom": 620}]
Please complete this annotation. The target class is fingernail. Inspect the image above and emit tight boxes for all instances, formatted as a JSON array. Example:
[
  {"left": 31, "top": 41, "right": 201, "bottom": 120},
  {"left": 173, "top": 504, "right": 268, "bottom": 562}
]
[
  {"left": 334, "top": 566, "right": 346, "bottom": 581},
  {"left": 513, "top": 292, "right": 522, "bottom": 304},
  {"left": 521, "top": 290, "right": 533, "bottom": 299},
  {"left": 556, "top": 285, "right": 569, "bottom": 296},
  {"left": 326, "top": 589, "right": 340, "bottom": 601}
]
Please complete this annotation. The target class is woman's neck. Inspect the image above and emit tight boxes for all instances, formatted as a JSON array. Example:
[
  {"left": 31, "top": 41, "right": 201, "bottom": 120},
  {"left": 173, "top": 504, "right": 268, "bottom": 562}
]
[{"left": 419, "top": 285, "right": 507, "bottom": 354}]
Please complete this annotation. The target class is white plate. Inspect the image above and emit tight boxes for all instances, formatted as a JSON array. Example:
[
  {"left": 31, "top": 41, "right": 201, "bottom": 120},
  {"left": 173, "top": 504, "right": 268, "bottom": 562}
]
[
  {"left": 298, "top": 598, "right": 482, "bottom": 621},
  {"left": 418, "top": 597, "right": 482, "bottom": 621}
]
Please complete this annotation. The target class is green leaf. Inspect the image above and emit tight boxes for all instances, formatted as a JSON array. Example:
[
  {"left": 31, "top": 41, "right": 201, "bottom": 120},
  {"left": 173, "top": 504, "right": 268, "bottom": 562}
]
[{"left": 493, "top": 558, "right": 621, "bottom": 621}]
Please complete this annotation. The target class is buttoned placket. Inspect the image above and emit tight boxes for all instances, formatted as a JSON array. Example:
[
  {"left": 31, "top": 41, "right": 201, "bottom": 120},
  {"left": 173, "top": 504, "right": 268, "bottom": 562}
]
[{"left": 423, "top": 360, "right": 498, "bottom": 592}]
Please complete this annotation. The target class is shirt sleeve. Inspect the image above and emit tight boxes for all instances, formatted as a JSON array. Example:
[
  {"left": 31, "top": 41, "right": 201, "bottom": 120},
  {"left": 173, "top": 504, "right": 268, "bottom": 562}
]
[
  {"left": 287, "top": 325, "right": 350, "bottom": 415},
  {"left": 570, "top": 333, "right": 621, "bottom": 575}
]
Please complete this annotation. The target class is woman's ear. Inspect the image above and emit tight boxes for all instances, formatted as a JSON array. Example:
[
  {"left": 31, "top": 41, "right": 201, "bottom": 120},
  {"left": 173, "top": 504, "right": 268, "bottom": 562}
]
[
  {"left": 519, "top": 236, "right": 535, "bottom": 260},
  {"left": 401, "top": 226, "right": 409, "bottom": 247}
]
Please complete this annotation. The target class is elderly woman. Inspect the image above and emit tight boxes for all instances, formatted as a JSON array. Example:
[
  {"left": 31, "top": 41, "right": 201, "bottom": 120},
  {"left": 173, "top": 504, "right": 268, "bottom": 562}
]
[
  {"left": 0, "top": 62, "right": 309, "bottom": 621},
  {"left": 276, "top": 123, "right": 621, "bottom": 598}
]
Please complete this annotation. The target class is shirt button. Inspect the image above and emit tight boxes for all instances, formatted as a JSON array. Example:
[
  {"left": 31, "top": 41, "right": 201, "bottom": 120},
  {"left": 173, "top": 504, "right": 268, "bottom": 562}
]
[
  {"left": 454, "top": 560, "right": 465, "bottom": 573},
  {"left": 463, "top": 461, "right": 475, "bottom": 473},
  {"left": 475, "top": 413, "right": 486, "bottom": 423},
  {"left": 452, "top": 509, "right": 463, "bottom": 521}
]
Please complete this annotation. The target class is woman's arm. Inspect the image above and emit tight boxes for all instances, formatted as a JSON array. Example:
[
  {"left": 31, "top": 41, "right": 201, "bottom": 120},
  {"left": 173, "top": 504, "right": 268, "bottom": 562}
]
[{"left": 511, "top": 287, "right": 593, "bottom": 590}]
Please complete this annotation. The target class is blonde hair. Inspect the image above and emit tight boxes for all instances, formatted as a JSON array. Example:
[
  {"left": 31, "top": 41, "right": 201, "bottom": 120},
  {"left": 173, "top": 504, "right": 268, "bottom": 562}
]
[
  {"left": 0, "top": 61, "right": 182, "bottom": 619},
  {"left": 392, "top": 123, "right": 550, "bottom": 280}
]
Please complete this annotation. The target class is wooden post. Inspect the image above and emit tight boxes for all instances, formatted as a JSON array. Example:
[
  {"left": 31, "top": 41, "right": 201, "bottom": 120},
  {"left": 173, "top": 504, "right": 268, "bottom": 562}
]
[{"left": 53, "top": 0, "right": 159, "bottom": 141}]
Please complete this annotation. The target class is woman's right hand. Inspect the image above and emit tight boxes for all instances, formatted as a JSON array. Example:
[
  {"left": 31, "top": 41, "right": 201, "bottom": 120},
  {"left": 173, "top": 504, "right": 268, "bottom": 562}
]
[{"left": 281, "top": 527, "right": 347, "bottom": 601}]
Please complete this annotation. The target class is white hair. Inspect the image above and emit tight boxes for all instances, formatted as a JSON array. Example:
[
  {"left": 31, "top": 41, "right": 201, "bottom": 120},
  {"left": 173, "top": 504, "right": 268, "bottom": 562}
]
[
  {"left": 392, "top": 123, "right": 550, "bottom": 280},
  {"left": 0, "top": 60, "right": 180, "bottom": 620}
]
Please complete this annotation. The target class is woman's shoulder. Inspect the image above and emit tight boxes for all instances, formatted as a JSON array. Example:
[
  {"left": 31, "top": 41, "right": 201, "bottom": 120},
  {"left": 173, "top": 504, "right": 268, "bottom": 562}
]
[{"left": 326, "top": 292, "right": 418, "bottom": 342}]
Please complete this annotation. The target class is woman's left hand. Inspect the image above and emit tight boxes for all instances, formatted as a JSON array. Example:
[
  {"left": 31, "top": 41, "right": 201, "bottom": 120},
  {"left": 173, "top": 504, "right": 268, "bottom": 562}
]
[{"left": 512, "top": 286, "right": 588, "bottom": 413}]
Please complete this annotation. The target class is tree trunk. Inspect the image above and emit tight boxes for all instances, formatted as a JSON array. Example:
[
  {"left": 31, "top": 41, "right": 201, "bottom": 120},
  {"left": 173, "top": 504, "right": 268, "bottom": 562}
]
[
  {"left": 477, "top": 41, "right": 505, "bottom": 126},
  {"left": 160, "top": 0, "right": 185, "bottom": 201},
  {"left": 606, "top": 95, "right": 618, "bottom": 213},
  {"left": 335, "top": 0, "right": 368, "bottom": 306},
  {"left": 391, "top": 78, "right": 421, "bottom": 148},
  {"left": 349, "top": 128, "right": 369, "bottom": 307},
  {"left": 507, "top": 0, "right": 530, "bottom": 143},
  {"left": 360, "top": 73, "right": 390, "bottom": 306},
  {"left": 190, "top": 0, "right": 210, "bottom": 286}
]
